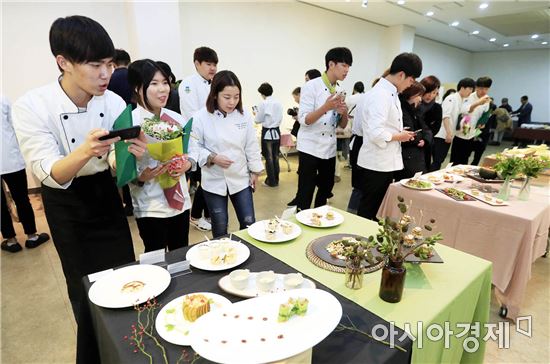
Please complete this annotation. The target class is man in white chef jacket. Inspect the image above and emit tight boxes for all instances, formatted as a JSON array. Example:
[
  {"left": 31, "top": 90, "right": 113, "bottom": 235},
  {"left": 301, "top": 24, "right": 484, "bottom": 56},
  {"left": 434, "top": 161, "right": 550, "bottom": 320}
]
[
  {"left": 179, "top": 46, "right": 218, "bottom": 232},
  {"left": 11, "top": 16, "right": 146, "bottom": 327},
  {"left": 356, "top": 53, "right": 423, "bottom": 220},
  {"left": 295, "top": 47, "right": 352, "bottom": 211},
  {"left": 1, "top": 96, "right": 50, "bottom": 253}
]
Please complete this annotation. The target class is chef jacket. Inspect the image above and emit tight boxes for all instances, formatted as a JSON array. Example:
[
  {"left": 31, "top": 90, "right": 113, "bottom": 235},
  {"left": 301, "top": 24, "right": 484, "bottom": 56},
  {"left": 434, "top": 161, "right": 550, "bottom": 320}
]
[
  {"left": 297, "top": 77, "right": 342, "bottom": 159},
  {"left": 12, "top": 80, "right": 126, "bottom": 189},
  {"left": 350, "top": 93, "right": 366, "bottom": 137},
  {"left": 254, "top": 96, "right": 283, "bottom": 140},
  {"left": 189, "top": 107, "right": 263, "bottom": 196},
  {"left": 178, "top": 72, "right": 211, "bottom": 123},
  {"left": 1, "top": 96, "right": 26, "bottom": 175},
  {"left": 435, "top": 92, "right": 468, "bottom": 140},
  {"left": 357, "top": 78, "right": 404, "bottom": 172}
]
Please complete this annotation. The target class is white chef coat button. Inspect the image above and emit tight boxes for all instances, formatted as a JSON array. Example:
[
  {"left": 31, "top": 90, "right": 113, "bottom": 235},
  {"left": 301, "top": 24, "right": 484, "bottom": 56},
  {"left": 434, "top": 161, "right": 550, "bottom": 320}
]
[
  {"left": 63, "top": 115, "right": 68, "bottom": 120},
  {"left": 330, "top": 134, "right": 333, "bottom": 137},
  {"left": 97, "top": 156, "right": 102, "bottom": 159},
  {"left": 324, "top": 123, "right": 326, "bottom": 125},
  {"left": 71, "top": 138, "right": 75, "bottom": 143},
  {"left": 100, "top": 113, "right": 104, "bottom": 117},
  {"left": 322, "top": 133, "right": 325, "bottom": 136}
]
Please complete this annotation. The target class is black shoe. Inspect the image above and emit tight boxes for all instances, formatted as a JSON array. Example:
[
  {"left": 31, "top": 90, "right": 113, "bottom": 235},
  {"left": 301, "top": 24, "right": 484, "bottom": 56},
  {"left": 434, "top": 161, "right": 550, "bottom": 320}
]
[
  {"left": 25, "top": 233, "right": 50, "bottom": 249},
  {"left": 287, "top": 198, "right": 297, "bottom": 207},
  {"left": 124, "top": 205, "right": 134, "bottom": 216},
  {"left": 1, "top": 240, "right": 22, "bottom": 253}
]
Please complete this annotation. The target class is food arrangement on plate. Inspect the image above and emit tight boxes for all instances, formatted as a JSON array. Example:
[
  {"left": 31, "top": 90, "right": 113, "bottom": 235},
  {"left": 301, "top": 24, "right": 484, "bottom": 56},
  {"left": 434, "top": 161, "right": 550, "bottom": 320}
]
[
  {"left": 436, "top": 187, "right": 475, "bottom": 201},
  {"left": 185, "top": 239, "right": 250, "bottom": 271},
  {"left": 400, "top": 178, "right": 434, "bottom": 190},
  {"left": 463, "top": 189, "right": 508, "bottom": 206},
  {"left": 247, "top": 218, "right": 302, "bottom": 243},
  {"left": 218, "top": 270, "right": 316, "bottom": 298},
  {"left": 278, "top": 297, "right": 309, "bottom": 322},
  {"left": 296, "top": 207, "right": 344, "bottom": 228},
  {"left": 155, "top": 292, "right": 232, "bottom": 346}
]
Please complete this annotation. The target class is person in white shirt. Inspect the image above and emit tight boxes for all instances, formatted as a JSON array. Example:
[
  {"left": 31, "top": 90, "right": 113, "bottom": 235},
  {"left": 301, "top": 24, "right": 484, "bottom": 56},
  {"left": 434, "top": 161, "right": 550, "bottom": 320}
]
[
  {"left": 12, "top": 16, "right": 145, "bottom": 321},
  {"left": 179, "top": 47, "right": 218, "bottom": 232},
  {"left": 1, "top": 96, "right": 50, "bottom": 253},
  {"left": 431, "top": 78, "right": 475, "bottom": 170},
  {"left": 189, "top": 71, "right": 263, "bottom": 238},
  {"left": 356, "top": 53, "right": 423, "bottom": 220},
  {"left": 295, "top": 47, "right": 352, "bottom": 210},
  {"left": 122, "top": 59, "right": 192, "bottom": 252},
  {"left": 254, "top": 82, "right": 283, "bottom": 187},
  {"left": 450, "top": 77, "right": 492, "bottom": 165}
]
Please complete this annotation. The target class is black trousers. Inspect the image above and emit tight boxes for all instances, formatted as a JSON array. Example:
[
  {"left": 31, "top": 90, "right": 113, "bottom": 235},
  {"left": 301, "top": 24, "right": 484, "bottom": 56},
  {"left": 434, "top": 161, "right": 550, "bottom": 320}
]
[
  {"left": 296, "top": 152, "right": 336, "bottom": 210},
  {"left": 262, "top": 139, "right": 280, "bottom": 186},
  {"left": 349, "top": 135, "right": 363, "bottom": 188},
  {"left": 136, "top": 209, "right": 190, "bottom": 252},
  {"left": 430, "top": 138, "right": 451, "bottom": 171},
  {"left": 357, "top": 167, "right": 394, "bottom": 221},
  {"left": 190, "top": 167, "right": 210, "bottom": 219},
  {"left": 450, "top": 137, "right": 474, "bottom": 165},
  {"left": 1, "top": 169, "right": 37, "bottom": 238},
  {"left": 471, "top": 133, "right": 490, "bottom": 166}
]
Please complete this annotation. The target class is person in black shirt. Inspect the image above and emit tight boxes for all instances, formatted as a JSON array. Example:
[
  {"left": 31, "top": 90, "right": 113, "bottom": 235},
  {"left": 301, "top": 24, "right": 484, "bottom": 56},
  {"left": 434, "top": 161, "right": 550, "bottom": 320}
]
[
  {"left": 499, "top": 97, "right": 513, "bottom": 113},
  {"left": 418, "top": 75, "right": 442, "bottom": 171},
  {"left": 108, "top": 49, "right": 133, "bottom": 106}
]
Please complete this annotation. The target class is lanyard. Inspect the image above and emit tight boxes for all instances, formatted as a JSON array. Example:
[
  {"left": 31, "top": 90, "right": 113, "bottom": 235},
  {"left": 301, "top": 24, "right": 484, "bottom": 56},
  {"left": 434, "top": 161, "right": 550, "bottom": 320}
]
[{"left": 321, "top": 72, "right": 337, "bottom": 94}]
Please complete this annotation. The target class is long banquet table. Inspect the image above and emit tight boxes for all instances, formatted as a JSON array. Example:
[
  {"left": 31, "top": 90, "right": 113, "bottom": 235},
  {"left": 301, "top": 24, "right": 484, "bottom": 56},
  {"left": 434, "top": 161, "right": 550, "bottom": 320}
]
[
  {"left": 378, "top": 174, "right": 549, "bottom": 320},
  {"left": 79, "top": 209, "right": 491, "bottom": 364}
]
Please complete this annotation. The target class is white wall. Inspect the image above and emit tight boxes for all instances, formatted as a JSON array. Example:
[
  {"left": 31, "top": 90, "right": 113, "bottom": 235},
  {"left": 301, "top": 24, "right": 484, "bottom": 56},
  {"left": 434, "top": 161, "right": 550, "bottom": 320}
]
[
  {"left": 471, "top": 49, "right": 550, "bottom": 123},
  {"left": 413, "top": 36, "right": 473, "bottom": 84}
]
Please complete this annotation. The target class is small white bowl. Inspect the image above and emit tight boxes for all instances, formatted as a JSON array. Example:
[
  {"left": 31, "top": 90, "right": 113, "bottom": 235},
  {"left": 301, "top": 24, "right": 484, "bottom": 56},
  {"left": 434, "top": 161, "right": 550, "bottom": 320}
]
[
  {"left": 256, "top": 270, "right": 276, "bottom": 291},
  {"left": 229, "top": 269, "right": 250, "bottom": 290},
  {"left": 283, "top": 273, "right": 304, "bottom": 290}
]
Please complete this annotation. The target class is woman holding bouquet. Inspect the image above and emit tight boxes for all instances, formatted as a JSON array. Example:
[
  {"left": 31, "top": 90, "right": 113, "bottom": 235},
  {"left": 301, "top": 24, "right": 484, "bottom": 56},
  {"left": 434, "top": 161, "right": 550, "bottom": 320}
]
[
  {"left": 189, "top": 71, "right": 263, "bottom": 238},
  {"left": 125, "top": 59, "right": 192, "bottom": 251}
]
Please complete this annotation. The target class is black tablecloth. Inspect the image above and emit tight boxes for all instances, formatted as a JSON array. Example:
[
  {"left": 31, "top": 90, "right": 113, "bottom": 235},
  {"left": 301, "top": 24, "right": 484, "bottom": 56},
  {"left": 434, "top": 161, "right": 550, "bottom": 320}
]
[{"left": 78, "top": 238, "right": 412, "bottom": 364}]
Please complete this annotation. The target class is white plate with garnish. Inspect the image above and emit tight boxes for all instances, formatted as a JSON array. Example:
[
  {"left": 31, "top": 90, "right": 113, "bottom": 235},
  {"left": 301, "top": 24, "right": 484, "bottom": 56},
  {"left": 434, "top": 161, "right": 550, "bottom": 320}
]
[
  {"left": 247, "top": 219, "right": 302, "bottom": 243},
  {"left": 463, "top": 189, "right": 509, "bottom": 206},
  {"left": 218, "top": 272, "right": 316, "bottom": 298},
  {"left": 186, "top": 239, "right": 250, "bottom": 271},
  {"left": 155, "top": 292, "right": 232, "bottom": 346},
  {"left": 400, "top": 178, "right": 434, "bottom": 191},
  {"left": 88, "top": 264, "right": 171, "bottom": 308},
  {"left": 190, "top": 288, "right": 341, "bottom": 364},
  {"left": 296, "top": 206, "right": 344, "bottom": 228}
]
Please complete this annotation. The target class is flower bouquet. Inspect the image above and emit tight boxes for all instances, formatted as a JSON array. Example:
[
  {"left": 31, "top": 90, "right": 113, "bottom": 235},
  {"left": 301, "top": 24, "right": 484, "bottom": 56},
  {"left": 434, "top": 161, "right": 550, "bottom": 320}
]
[
  {"left": 458, "top": 114, "right": 482, "bottom": 138},
  {"left": 142, "top": 114, "right": 186, "bottom": 210},
  {"left": 339, "top": 238, "right": 378, "bottom": 290}
]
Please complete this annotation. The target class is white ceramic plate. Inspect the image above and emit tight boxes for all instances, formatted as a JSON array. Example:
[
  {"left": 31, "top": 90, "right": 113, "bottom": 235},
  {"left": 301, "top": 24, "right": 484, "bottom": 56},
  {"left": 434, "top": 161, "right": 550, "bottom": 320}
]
[
  {"left": 190, "top": 288, "right": 342, "bottom": 364},
  {"left": 296, "top": 207, "right": 344, "bottom": 228},
  {"left": 155, "top": 292, "right": 232, "bottom": 346},
  {"left": 218, "top": 272, "right": 316, "bottom": 298},
  {"left": 441, "top": 173, "right": 465, "bottom": 183},
  {"left": 88, "top": 264, "right": 171, "bottom": 308},
  {"left": 400, "top": 178, "right": 434, "bottom": 191},
  {"left": 422, "top": 174, "right": 444, "bottom": 185},
  {"left": 247, "top": 220, "right": 302, "bottom": 243},
  {"left": 186, "top": 240, "right": 250, "bottom": 271}
]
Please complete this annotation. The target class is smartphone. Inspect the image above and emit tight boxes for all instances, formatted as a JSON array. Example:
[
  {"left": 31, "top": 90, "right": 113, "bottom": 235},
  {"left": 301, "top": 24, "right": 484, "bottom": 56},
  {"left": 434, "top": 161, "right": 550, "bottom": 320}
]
[
  {"left": 413, "top": 129, "right": 423, "bottom": 134},
  {"left": 98, "top": 125, "right": 141, "bottom": 141},
  {"left": 336, "top": 90, "right": 347, "bottom": 101}
]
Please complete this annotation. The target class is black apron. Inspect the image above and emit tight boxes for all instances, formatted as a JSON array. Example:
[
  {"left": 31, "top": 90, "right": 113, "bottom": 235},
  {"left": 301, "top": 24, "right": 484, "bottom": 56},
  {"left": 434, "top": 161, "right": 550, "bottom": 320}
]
[
  {"left": 41, "top": 170, "right": 134, "bottom": 318},
  {"left": 261, "top": 127, "right": 281, "bottom": 154},
  {"left": 349, "top": 134, "right": 363, "bottom": 188}
]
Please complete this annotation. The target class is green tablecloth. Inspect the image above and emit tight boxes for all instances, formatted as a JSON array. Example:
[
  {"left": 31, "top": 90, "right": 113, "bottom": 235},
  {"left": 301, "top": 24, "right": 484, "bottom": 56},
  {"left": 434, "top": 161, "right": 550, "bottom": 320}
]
[{"left": 235, "top": 209, "right": 492, "bottom": 364}]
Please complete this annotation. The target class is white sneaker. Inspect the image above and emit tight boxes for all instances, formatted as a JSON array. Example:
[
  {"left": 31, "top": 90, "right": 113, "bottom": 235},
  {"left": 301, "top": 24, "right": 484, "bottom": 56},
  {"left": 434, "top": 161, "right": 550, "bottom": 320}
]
[{"left": 191, "top": 217, "right": 212, "bottom": 231}]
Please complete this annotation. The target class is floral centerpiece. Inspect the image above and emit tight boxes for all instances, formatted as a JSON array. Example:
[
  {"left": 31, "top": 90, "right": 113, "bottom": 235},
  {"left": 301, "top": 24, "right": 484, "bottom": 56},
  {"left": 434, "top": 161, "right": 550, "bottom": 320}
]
[
  {"left": 142, "top": 114, "right": 187, "bottom": 210},
  {"left": 493, "top": 153, "right": 524, "bottom": 200},
  {"left": 518, "top": 155, "right": 550, "bottom": 200},
  {"left": 339, "top": 238, "right": 378, "bottom": 290},
  {"left": 368, "top": 196, "right": 443, "bottom": 303}
]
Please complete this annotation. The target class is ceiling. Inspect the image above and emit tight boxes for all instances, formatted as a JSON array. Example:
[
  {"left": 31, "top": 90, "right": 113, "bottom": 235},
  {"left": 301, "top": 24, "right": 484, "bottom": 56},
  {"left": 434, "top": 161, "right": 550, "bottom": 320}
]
[{"left": 300, "top": 1, "right": 550, "bottom": 52}]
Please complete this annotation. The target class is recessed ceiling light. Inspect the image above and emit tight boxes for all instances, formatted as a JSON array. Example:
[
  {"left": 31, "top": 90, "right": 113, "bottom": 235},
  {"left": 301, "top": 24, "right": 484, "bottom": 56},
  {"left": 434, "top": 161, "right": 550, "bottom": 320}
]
[
  {"left": 479, "top": 3, "right": 489, "bottom": 9},
  {"left": 489, "top": 38, "right": 496, "bottom": 42},
  {"left": 471, "top": 30, "right": 480, "bottom": 35},
  {"left": 346, "top": 0, "right": 351, "bottom": 2},
  {"left": 397, "top": 0, "right": 405, "bottom": 5},
  {"left": 362, "top": 0, "right": 368, "bottom": 7},
  {"left": 426, "top": 11, "right": 434, "bottom": 16},
  {"left": 542, "top": 41, "right": 548, "bottom": 45},
  {"left": 531, "top": 34, "right": 539, "bottom": 39},
  {"left": 450, "top": 21, "right": 459, "bottom": 27},
  {"left": 503, "top": 44, "right": 509, "bottom": 47}
]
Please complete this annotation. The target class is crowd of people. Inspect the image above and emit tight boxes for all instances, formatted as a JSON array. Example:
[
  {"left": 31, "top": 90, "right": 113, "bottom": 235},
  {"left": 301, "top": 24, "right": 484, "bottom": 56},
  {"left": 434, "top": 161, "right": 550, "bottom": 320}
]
[{"left": 1, "top": 15, "right": 535, "bottom": 324}]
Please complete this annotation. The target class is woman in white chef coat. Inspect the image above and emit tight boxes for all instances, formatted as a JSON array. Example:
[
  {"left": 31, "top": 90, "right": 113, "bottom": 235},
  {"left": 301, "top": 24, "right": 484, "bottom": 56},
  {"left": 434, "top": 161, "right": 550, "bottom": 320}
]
[
  {"left": 124, "top": 59, "right": 192, "bottom": 251},
  {"left": 189, "top": 70, "right": 263, "bottom": 238},
  {"left": 11, "top": 16, "right": 145, "bottom": 321}
]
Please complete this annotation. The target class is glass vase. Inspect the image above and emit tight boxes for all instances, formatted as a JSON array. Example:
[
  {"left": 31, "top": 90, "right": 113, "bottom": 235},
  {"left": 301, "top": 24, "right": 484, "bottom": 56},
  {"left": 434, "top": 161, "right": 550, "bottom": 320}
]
[
  {"left": 379, "top": 259, "right": 406, "bottom": 303},
  {"left": 518, "top": 177, "right": 531, "bottom": 201},
  {"left": 344, "top": 260, "right": 364, "bottom": 290},
  {"left": 497, "top": 176, "right": 512, "bottom": 201}
]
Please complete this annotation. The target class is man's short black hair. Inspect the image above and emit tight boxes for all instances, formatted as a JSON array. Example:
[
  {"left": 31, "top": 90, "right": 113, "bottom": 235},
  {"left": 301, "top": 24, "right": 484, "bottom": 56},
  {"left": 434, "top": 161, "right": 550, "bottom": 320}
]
[
  {"left": 113, "top": 49, "right": 131, "bottom": 67},
  {"left": 258, "top": 83, "right": 273, "bottom": 97},
  {"left": 325, "top": 47, "right": 353, "bottom": 70},
  {"left": 501, "top": 97, "right": 509, "bottom": 103},
  {"left": 389, "top": 53, "right": 422, "bottom": 78},
  {"left": 353, "top": 81, "right": 365, "bottom": 93},
  {"left": 457, "top": 78, "right": 476, "bottom": 91},
  {"left": 193, "top": 47, "right": 218, "bottom": 64},
  {"left": 49, "top": 16, "right": 115, "bottom": 65},
  {"left": 476, "top": 76, "right": 492, "bottom": 88},
  {"left": 305, "top": 69, "right": 321, "bottom": 80},
  {"left": 521, "top": 95, "right": 528, "bottom": 101},
  {"left": 292, "top": 87, "right": 301, "bottom": 95}
]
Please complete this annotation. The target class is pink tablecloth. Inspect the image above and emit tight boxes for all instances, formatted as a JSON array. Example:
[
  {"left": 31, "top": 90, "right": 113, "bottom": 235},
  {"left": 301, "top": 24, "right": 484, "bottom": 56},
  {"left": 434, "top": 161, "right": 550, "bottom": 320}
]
[{"left": 378, "top": 177, "right": 549, "bottom": 319}]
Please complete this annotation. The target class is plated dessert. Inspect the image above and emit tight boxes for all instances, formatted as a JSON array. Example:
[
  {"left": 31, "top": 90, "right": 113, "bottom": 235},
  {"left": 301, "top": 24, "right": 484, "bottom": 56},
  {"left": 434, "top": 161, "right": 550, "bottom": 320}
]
[
  {"left": 296, "top": 207, "right": 344, "bottom": 228},
  {"left": 463, "top": 189, "right": 509, "bottom": 206},
  {"left": 247, "top": 219, "right": 302, "bottom": 243},
  {"left": 186, "top": 240, "right": 250, "bottom": 271}
]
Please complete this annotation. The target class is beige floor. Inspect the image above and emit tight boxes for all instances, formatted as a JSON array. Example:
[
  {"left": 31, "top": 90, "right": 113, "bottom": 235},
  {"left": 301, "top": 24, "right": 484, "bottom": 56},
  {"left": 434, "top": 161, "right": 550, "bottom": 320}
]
[{"left": 1, "top": 143, "right": 548, "bottom": 363}]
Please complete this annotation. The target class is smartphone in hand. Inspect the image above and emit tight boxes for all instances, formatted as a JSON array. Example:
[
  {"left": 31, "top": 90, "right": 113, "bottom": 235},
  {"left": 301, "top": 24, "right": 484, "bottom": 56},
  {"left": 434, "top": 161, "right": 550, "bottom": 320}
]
[{"left": 98, "top": 125, "right": 141, "bottom": 141}]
